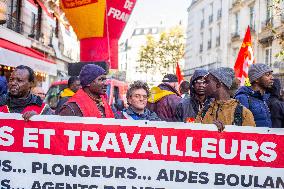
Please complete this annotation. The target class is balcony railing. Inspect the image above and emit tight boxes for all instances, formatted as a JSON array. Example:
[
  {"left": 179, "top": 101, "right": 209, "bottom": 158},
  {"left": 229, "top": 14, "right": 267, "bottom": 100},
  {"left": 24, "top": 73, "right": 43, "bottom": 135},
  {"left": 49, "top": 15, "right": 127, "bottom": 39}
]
[
  {"left": 261, "top": 18, "right": 273, "bottom": 29},
  {"left": 199, "top": 44, "right": 203, "bottom": 52},
  {"left": 200, "top": 20, "right": 204, "bottom": 29},
  {"left": 209, "top": 15, "right": 213, "bottom": 24},
  {"left": 231, "top": 32, "right": 240, "bottom": 41},
  {"left": 6, "top": 14, "right": 24, "bottom": 34},
  {"left": 216, "top": 36, "right": 220, "bottom": 47},
  {"left": 232, "top": 0, "right": 241, "bottom": 7},
  {"left": 207, "top": 40, "right": 212, "bottom": 49},
  {"left": 217, "top": 9, "right": 222, "bottom": 20}
]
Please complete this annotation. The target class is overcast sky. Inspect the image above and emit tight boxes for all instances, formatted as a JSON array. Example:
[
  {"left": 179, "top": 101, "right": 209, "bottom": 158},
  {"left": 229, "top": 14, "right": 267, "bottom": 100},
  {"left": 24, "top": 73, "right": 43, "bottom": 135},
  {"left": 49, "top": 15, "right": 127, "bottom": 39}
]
[{"left": 120, "top": 0, "right": 191, "bottom": 41}]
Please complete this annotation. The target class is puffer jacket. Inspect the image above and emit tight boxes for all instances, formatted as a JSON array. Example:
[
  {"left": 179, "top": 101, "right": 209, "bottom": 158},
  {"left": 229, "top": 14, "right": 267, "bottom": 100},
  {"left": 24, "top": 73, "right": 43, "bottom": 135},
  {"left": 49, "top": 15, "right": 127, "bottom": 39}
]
[
  {"left": 235, "top": 86, "right": 272, "bottom": 127},
  {"left": 267, "top": 79, "right": 284, "bottom": 128},
  {"left": 147, "top": 83, "right": 182, "bottom": 122}
]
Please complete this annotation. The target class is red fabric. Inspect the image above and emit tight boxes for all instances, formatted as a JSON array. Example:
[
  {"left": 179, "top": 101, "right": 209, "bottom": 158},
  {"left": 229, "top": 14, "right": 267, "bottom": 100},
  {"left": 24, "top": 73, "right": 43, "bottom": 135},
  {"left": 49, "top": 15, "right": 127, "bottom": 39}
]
[
  {"left": 0, "top": 39, "right": 55, "bottom": 64},
  {"left": 68, "top": 89, "right": 114, "bottom": 118},
  {"left": 79, "top": 0, "right": 137, "bottom": 69},
  {"left": 27, "top": 0, "right": 37, "bottom": 6},
  {"left": 80, "top": 37, "right": 118, "bottom": 69},
  {"left": 234, "top": 26, "right": 255, "bottom": 85},
  {"left": 176, "top": 62, "right": 184, "bottom": 84},
  {"left": 0, "top": 103, "right": 46, "bottom": 114}
]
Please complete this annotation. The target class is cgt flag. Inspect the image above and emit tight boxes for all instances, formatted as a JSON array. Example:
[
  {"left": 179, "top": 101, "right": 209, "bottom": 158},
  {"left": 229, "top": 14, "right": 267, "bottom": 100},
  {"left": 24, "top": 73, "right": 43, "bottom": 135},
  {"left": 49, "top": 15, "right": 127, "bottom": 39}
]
[
  {"left": 176, "top": 62, "right": 184, "bottom": 84},
  {"left": 234, "top": 26, "right": 255, "bottom": 86}
]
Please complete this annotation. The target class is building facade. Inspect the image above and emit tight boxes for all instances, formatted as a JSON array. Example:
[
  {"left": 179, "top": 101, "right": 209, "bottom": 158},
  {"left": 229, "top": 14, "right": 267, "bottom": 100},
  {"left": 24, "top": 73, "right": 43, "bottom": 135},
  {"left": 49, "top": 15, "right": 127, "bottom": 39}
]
[
  {"left": 118, "top": 26, "right": 165, "bottom": 84},
  {"left": 228, "top": 0, "right": 284, "bottom": 83},
  {"left": 0, "top": 0, "right": 79, "bottom": 91},
  {"left": 185, "top": 0, "right": 284, "bottom": 84},
  {"left": 184, "top": 0, "right": 229, "bottom": 78}
]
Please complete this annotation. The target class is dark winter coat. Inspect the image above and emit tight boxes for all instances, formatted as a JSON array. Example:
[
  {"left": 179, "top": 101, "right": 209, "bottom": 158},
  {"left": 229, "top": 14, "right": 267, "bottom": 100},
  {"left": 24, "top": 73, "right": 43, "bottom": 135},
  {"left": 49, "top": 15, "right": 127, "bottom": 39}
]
[
  {"left": 176, "top": 97, "right": 211, "bottom": 122},
  {"left": 176, "top": 69, "right": 209, "bottom": 122},
  {"left": 235, "top": 86, "right": 272, "bottom": 127},
  {"left": 0, "top": 93, "right": 53, "bottom": 115},
  {"left": 267, "top": 79, "right": 284, "bottom": 128},
  {"left": 147, "top": 83, "right": 182, "bottom": 122}
]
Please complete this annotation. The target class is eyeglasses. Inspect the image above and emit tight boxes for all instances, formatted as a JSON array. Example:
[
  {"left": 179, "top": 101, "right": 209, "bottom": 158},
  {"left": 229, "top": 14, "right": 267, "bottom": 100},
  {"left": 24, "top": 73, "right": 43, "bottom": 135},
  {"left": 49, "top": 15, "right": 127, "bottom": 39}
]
[
  {"left": 132, "top": 94, "right": 148, "bottom": 100},
  {"left": 194, "top": 79, "right": 206, "bottom": 85}
]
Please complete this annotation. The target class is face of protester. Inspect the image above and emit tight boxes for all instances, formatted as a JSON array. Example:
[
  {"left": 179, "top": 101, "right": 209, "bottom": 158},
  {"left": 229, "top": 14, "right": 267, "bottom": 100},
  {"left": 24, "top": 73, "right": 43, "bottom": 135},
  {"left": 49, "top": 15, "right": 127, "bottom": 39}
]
[
  {"left": 8, "top": 69, "right": 32, "bottom": 98},
  {"left": 256, "top": 71, "right": 274, "bottom": 90},
  {"left": 204, "top": 74, "right": 219, "bottom": 98},
  {"left": 128, "top": 88, "right": 148, "bottom": 111},
  {"left": 32, "top": 87, "right": 45, "bottom": 101},
  {"left": 193, "top": 77, "right": 206, "bottom": 96},
  {"left": 70, "top": 80, "right": 81, "bottom": 93},
  {"left": 89, "top": 75, "right": 107, "bottom": 96}
]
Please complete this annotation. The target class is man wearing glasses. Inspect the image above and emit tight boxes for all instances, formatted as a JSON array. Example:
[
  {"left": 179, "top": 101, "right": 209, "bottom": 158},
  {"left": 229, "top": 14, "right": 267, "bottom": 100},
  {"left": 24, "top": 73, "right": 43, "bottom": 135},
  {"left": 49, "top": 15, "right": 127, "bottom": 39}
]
[
  {"left": 117, "top": 80, "right": 161, "bottom": 121},
  {"left": 176, "top": 69, "right": 210, "bottom": 122}
]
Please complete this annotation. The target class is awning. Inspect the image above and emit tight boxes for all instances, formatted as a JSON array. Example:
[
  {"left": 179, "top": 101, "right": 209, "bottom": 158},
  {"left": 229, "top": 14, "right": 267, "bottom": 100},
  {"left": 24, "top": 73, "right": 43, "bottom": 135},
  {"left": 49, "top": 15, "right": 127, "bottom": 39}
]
[{"left": 0, "top": 39, "right": 57, "bottom": 76}]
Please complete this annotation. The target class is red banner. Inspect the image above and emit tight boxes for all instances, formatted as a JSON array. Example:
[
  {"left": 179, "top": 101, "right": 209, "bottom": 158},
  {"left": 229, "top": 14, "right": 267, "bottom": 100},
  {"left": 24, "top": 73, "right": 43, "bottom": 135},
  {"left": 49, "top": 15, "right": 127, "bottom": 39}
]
[{"left": 0, "top": 114, "right": 284, "bottom": 189}]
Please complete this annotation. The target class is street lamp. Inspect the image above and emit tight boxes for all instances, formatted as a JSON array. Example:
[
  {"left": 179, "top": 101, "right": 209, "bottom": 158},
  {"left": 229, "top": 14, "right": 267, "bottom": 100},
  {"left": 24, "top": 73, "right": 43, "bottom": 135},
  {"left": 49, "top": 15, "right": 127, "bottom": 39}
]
[{"left": 0, "top": 0, "right": 7, "bottom": 25}]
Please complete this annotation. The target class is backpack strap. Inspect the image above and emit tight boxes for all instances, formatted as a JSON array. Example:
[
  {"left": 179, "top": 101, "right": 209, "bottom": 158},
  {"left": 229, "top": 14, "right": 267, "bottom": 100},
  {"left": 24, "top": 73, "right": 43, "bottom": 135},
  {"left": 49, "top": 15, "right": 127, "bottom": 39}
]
[{"left": 233, "top": 103, "right": 243, "bottom": 126}]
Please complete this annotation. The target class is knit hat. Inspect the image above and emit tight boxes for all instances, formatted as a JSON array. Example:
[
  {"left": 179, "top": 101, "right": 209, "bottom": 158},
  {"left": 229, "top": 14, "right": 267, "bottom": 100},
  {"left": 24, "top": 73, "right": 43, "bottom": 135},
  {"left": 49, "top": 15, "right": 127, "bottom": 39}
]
[
  {"left": 79, "top": 64, "right": 106, "bottom": 87},
  {"left": 209, "top": 67, "right": 235, "bottom": 89},
  {"left": 162, "top": 74, "right": 178, "bottom": 83},
  {"left": 248, "top": 63, "right": 273, "bottom": 83}
]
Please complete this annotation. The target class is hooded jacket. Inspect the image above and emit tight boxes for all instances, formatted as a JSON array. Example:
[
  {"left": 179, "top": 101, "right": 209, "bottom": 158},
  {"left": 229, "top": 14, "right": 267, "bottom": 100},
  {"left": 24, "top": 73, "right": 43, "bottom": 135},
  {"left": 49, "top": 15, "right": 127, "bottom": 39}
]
[
  {"left": 147, "top": 83, "right": 181, "bottom": 122},
  {"left": 235, "top": 86, "right": 272, "bottom": 127},
  {"left": 176, "top": 69, "right": 209, "bottom": 122},
  {"left": 267, "top": 79, "right": 284, "bottom": 128}
]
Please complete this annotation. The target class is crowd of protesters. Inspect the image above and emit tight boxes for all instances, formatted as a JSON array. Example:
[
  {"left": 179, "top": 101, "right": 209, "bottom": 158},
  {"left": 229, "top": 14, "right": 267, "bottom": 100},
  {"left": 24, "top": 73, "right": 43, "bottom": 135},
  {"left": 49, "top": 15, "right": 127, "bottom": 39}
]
[{"left": 0, "top": 63, "right": 283, "bottom": 129}]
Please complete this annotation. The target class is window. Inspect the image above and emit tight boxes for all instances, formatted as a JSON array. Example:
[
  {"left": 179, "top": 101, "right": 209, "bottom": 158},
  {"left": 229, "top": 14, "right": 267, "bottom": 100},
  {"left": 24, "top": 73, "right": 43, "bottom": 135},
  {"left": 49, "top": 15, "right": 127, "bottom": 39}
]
[
  {"left": 249, "top": 6, "right": 255, "bottom": 29},
  {"left": 266, "top": 0, "right": 273, "bottom": 20},
  {"left": 265, "top": 48, "right": 272, "bottom": 67},
  {"left": 6, "top": 0, "right": 22, "bottom": 33},
  {"left": 235, "top": 12, "right": 239, "bottom": 34}
]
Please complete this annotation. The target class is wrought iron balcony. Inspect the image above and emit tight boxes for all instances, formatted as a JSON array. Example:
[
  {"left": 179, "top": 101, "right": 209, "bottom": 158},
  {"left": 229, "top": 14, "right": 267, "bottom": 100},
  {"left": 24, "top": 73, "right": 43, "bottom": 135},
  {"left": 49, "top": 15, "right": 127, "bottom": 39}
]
[
  {"left": 232, "top": 0, "right": 242, "bottom": 7},
  {"left": 6, "top": 14, "right": 24, "bottom": 34},
  {"left": 261, "top": 18, "right": 273, "bottom": 29},
  {"left": 231, "top": 32, "right": 240, "bottom": 41}
]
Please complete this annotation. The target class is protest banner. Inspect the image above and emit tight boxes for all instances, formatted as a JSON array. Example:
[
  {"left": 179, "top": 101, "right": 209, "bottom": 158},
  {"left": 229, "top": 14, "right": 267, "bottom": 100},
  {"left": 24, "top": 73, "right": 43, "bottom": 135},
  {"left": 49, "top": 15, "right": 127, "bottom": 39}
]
[{"left": 0, "top": 113, "right": 284, "bottom": 189}]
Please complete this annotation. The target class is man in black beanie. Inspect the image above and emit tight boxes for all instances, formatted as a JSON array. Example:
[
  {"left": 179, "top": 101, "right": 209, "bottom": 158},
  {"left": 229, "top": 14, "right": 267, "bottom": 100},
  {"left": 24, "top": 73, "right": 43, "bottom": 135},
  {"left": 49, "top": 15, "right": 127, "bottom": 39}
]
[{"left": 147, "top": 74, "right": 181, "bottom": 122}]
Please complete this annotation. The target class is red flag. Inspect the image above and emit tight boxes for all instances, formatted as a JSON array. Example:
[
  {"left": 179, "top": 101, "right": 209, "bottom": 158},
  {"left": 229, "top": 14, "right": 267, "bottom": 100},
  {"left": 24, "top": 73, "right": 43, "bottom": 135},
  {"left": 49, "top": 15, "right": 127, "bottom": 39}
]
[
  {"left": 234, "top": 26, "right": 255, "bottom": 85},
  {"left": 176, "top": 62, "right": 184, "bottom": 84}
]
